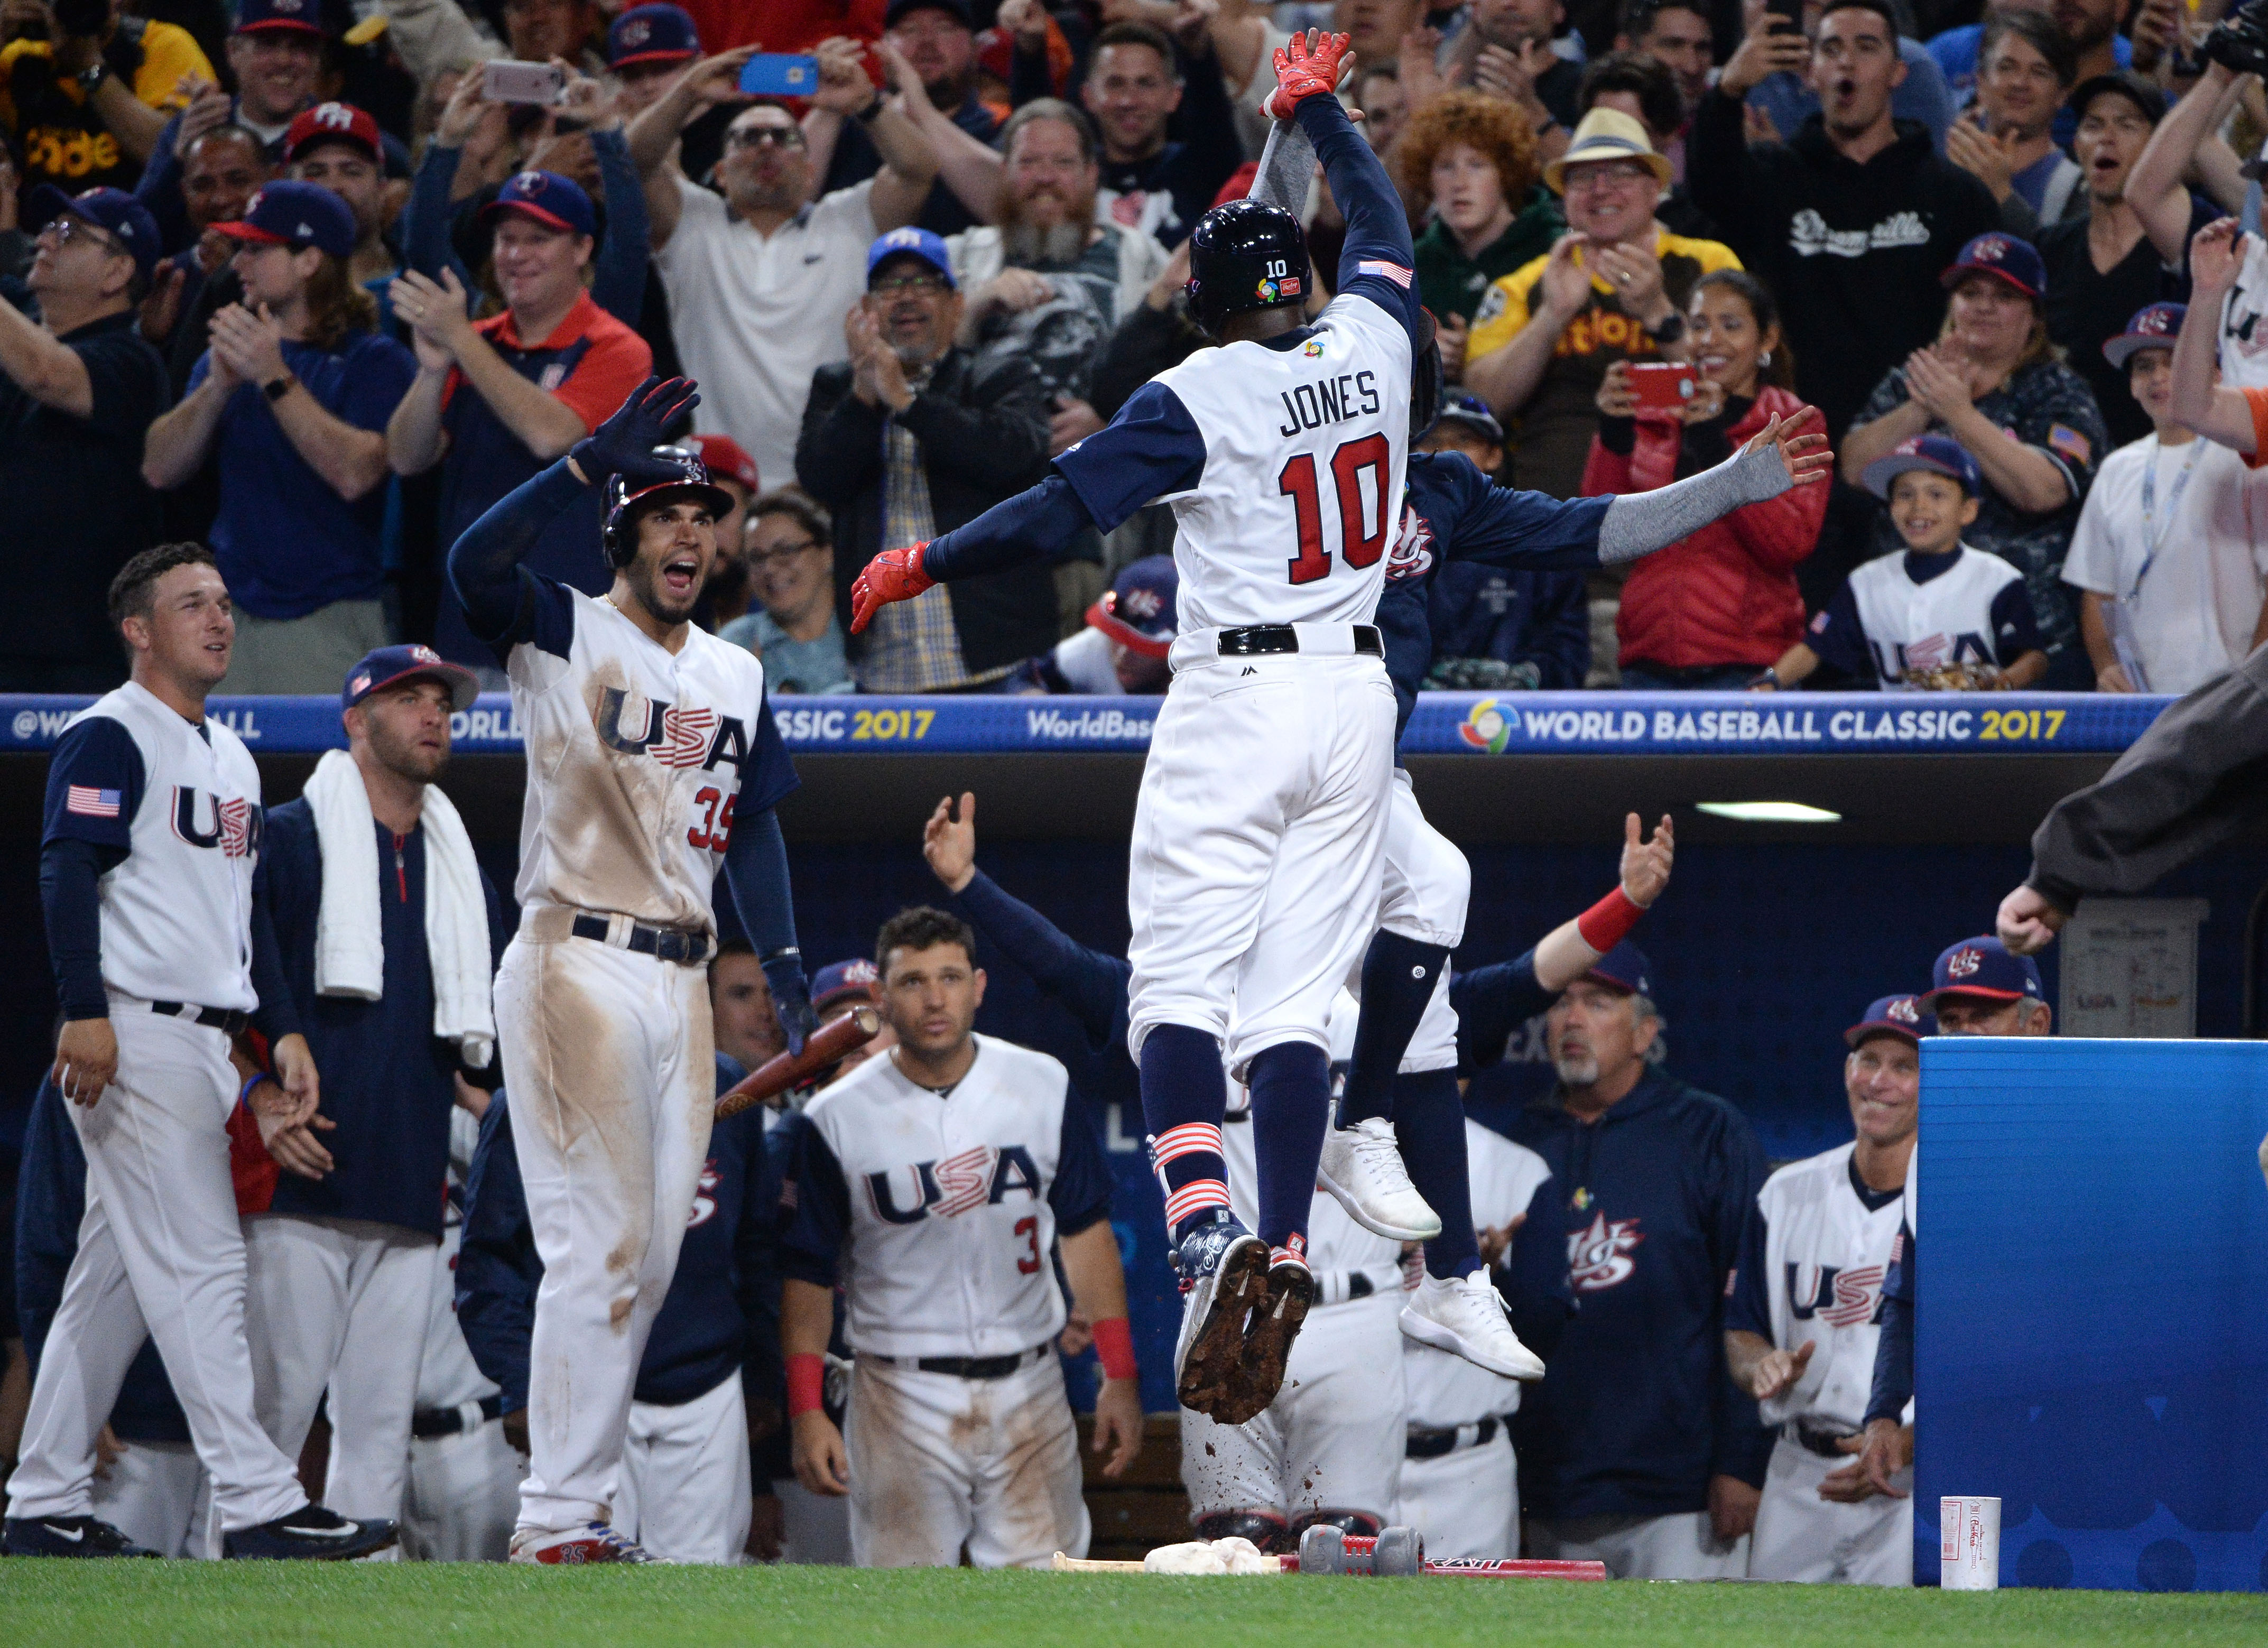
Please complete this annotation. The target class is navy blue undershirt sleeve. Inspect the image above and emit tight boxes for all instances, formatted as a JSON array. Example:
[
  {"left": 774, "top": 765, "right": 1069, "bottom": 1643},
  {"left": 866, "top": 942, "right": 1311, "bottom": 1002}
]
[
  {"left": 42, "top": 841, "right": 117, "bottom": 1022},
  {"left": 1865, "top": 1222, "right": 1915, "bottom": 1425},
  {"left": 1724, "top": 1202, "right": 1773, "bottom": 1339},
  {"left": 457, "top": 1098, "right": 539, "bottom": 1413},
  {"left": 1807, "top": 583, "right": 1870, "bottom": 678},
  {"left": 1048, "top": 384, "right": 1209, "bottom": 535},
  {"left": 1990, "top": 578, "right": 2045, "bottom": 662},
  {"left": 915, "top": 473, "right": 1099, "bottom": 583},
  {"left": 41, "top": 718, "right": 145, "bottom": 1020},
  {"left": 1438, "top": 451, "right": 1613, "bottom": 570},
  {"left": 1502, "top": 1169, "right": 1576, "bottom": 1360},
  {"left": 1450, "top": 949, "right": 1553, "bottom": 1074},
  {"left": 1047, "top": 1092, "right": 1113, "bottom": 1235},
  {"left": 723, "top": 806, "right": 798, "bottom": 965},
  {"left": 247, "top": 849, "right": 304, "bottom": 1043},
  {"left": 774, "top": 1113, "right": 852, "bottom": 1288},
  {"left": 1293, "top": 93, "right": 1421, "bottom": 344},
  {"left": 447, "top": 458, "right": 590, "bottom": 658},
  {"left": 949, "top": 868, "right": 1131, "bottom": 1053}
]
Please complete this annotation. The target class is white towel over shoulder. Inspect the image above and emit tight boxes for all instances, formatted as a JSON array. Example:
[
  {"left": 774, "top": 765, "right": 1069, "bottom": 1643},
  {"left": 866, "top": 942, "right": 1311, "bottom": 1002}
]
[{"left": 306, "top": 748, "right": 496, "bottom": 1070}]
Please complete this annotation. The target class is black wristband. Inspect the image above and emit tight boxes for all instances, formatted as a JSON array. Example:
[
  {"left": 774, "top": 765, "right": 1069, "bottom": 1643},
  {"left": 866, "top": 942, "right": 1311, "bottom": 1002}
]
[{"left": 854, "top": 92, "right": 884, "bottom": 124}]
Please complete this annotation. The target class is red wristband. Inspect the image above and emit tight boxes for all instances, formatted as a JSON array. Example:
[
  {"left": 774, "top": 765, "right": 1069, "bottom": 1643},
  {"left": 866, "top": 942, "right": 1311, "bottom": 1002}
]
[
  {"left": 786, "top": 1353, "right": 825, "bottom": 1418},
  {"left": 1091, "top": 1317, "right": 1137, "bottom": 1383},
  {"left": 1576, "top": 885, "right": 1646, "bottom": 953}
]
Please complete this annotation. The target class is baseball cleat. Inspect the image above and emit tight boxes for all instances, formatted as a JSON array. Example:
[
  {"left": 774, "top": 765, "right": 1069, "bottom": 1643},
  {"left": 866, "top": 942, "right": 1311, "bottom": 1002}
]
[
  {"left": 1215, "top": 1253, "right": 1316, "bottom": 1425},
  {"left": 220, "top": 1504, "right": 399, "bottom": 1560},
  {"left": 509, "top": 1522, "right": 665, "bottom": 1564},
  {"left": 1317, "top": 1117, "right": 1442, "bottom": 1241},
  {"left": 1172, "top": 1210, "right": 1270, "bottom": 1420},
  {"left": 3, "top": 1514, "right": 162, "bottom": 1558},
  {"left": 1400, "top": 1270, "right": 1547, "bottom": 1381}
]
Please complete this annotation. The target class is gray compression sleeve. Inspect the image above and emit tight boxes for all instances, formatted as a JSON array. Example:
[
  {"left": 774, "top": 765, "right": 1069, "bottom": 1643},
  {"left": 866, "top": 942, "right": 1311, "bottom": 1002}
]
[
  {"left": 1247, "top": 118, "right": 1316, "bottom": 214},
  {"left": 1595, "top": 440, "right": 1794, "bottom": 566}
]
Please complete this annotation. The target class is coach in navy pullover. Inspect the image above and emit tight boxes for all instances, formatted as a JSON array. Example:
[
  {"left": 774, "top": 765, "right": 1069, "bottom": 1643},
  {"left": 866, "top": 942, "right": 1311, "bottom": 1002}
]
[{"left": 457, "top": 1057, "right": 784, "bottom": 1446}]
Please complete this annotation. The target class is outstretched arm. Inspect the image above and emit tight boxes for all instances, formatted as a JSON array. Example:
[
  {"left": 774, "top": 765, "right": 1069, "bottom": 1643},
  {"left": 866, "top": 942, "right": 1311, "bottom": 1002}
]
[
  {"left": 2172, "top": 218, "right": 2262, "bottom": 454},
  {"left": 1275, "top": 35, "right": 1422, "bottom": 345},
  {"left": 1597, "top": 414, "right": 1831, "bottom": 563}
]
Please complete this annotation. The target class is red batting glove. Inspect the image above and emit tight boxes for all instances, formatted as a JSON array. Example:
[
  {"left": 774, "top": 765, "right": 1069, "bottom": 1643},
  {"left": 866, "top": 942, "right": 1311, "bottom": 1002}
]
[
  {"left": 850, "top": 542, "right": 935, "bottom": 634},
  {"left": 1262, "top": 30, "right": 1351, "bottom": 120}
]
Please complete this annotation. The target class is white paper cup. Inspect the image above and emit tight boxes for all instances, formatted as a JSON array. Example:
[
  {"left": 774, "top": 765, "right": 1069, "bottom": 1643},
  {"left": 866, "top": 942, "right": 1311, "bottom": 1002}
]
[{"left": 1940, "top": 1496, "right": 2001, "bottom": 1590}]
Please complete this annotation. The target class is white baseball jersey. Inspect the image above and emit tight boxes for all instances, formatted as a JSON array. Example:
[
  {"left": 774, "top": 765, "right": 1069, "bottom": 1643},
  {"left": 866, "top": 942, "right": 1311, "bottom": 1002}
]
[
  {"left": 1819, "top": 545, "right": 2034, "bottom": 689},
  {"left": 48, "top": 681, "right": 261, "bottom": 1010},
  {"left": 1738, "top": 1143, "right": 1905, "bottom": 1433},
  {"left": 783, "top": 1037, "right": 1113, "bottom": 1360},
  {"left": 1054, "top": 292, "right": 1415, "bottom": 634},
  {"left": 503, "top": 580, "right": 794, "bottom": 932},
  {"left": 1402, "top": 1123, "right": 1553, "bottom": 1429}
]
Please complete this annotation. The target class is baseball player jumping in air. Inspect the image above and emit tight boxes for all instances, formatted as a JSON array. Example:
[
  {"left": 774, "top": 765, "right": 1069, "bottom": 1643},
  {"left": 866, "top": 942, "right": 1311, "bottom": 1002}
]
[
  {"left": 6, "top": 544, "right": 396, "bottom": 1560},
  {"left": 443, "top": 375, "right": 811, "bottom": 1564},
  {"left": 1724, "top": 996, "right": 1927, "bottom": 1585}
]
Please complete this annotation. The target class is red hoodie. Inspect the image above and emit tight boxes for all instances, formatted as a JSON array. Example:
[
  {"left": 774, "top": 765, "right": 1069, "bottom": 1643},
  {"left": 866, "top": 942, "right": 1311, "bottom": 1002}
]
[{"left": 1581, "top": 387, "right": 1826, "bottom": 672}]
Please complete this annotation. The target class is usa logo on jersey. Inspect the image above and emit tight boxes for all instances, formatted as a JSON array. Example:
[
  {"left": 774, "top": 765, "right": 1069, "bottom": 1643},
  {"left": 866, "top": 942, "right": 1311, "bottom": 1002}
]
[
  {"left": 171, "top": 788, "right": 257, "bottom": 857},
  {"left": 1786, "top": 1262, "right": 1885, "bottom": 1327},
  {"left": 1568, "top": 1210, "right": 1644, "bottom": 1292},
  {"left": 594, "top": 687, "right": 747, "bottom": 773},
  {"left": 866, "top": 1145, "right": 1040, "bottom": 1224},
  {"left": 1385, "top": 507, "right": 1435, "bottom": 582}
]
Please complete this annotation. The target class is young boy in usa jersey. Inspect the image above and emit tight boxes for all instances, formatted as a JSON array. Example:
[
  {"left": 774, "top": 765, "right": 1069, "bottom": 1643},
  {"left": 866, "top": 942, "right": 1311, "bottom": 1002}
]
[{"left": 1758, "top": 435, "right": 2047, "bottom": 691}]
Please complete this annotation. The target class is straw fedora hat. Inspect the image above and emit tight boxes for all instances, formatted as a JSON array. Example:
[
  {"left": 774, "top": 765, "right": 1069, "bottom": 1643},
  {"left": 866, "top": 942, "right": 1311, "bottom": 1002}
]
[{"left": 1542, "top": 107, "right": 1674, "bottom": 194}]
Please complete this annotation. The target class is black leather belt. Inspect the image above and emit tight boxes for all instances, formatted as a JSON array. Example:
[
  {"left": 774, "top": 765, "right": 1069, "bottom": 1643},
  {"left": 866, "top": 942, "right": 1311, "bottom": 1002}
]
[
  {"left": 1406, "top": 1415, "right": 1504, "bottom": 1460},
  {"left": 1789, "top": 1420, "right": 1859, "bottom": 1459},
  {"left": 916, "top": 1351, "right": 1033, "bottom": 1379},
  {"left": 1215, "top": 624, "right": 1383, "bottom": 657},
  {"left": 570, "top": 913, "right": 711, "bottom": 965},
  {"left": 1345, "top": 1272, "right": 1374, "bottom": 1301},
  {"left": 151, "top": 1001, "right": 251, "bottom": 1035},
  {"left": 411, "top": 1394, "right": 505, "bottom": 1438}
]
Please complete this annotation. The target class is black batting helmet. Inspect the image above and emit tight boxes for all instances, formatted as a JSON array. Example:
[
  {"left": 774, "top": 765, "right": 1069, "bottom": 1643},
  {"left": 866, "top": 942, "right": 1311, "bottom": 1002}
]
[
  {"left": 1186, "top": 198, "right": 1307, "bottom": 336},
  {"left": 600, "top": 447, "right": 736, "bottom": 568}
]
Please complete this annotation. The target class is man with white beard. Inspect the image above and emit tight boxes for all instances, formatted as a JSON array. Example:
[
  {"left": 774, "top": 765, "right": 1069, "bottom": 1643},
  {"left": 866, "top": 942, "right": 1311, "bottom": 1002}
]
[{"left": 946, "top": 100, "right": 1169, "bottom": 458}]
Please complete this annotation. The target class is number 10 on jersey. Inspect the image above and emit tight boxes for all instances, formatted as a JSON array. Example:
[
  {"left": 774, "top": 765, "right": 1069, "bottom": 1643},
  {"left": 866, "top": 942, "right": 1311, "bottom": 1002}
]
[{"left": 1278, "top": 433, "right": 1392, "bottom": 585}]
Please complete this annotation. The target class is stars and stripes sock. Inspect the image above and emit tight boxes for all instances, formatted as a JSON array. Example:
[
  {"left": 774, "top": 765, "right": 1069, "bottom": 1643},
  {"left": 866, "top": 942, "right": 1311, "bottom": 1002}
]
[
  {"left": 1335, "top": 932, "right": 1452, "bottom": 1130},
  {"left": 1140, "top": 1024, "right": 1230, "bottom": 1245},
  {"left": 1393, "top": 1069, "right": 1483, "bottom": 1280},
  {"left": 1246, "top": 1040, "right": 1330, "bottom": 1257}
]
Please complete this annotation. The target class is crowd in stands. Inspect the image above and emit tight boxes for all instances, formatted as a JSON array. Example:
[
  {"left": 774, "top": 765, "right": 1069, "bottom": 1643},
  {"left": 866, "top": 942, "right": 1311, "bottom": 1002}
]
[{"left": 7, "top": 0, "right": 2268, "bottom": 699}]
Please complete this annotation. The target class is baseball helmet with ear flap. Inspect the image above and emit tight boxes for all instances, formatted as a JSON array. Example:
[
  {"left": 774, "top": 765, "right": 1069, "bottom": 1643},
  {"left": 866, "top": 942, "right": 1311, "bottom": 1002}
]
[{"left": 600, "top": 446, "right": 736, "bottom": 568}]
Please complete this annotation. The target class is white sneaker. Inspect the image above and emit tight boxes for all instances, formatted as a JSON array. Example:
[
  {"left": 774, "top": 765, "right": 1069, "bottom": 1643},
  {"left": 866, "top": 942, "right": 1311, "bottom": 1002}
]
[
  {"left": 1316, "top": 1118, "right": 1441, "bottom": 1240},
  {"left": 1399, "top": 1271, "right": 1546, "bottom": 1381}
]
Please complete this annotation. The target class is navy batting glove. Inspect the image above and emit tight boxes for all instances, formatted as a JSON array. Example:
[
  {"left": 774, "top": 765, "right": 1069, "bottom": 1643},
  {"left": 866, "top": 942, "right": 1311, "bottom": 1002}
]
[
  {"left": 572, "top": 375, "right": 702, "bottom": 489},
  {"left": 763, "top": 954, "right": 817, "bottom": 1059}
]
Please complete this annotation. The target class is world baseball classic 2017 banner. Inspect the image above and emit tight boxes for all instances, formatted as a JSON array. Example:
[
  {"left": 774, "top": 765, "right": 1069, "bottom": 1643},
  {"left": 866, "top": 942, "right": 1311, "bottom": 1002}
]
[{"left": 0, "top": 692, "right": 2172, "bottom": 757}]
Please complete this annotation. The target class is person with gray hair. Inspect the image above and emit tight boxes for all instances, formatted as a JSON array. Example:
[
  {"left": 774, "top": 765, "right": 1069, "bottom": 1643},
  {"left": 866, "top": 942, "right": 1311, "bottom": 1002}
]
[
  {"left": 1505, "top": 941, "right": 1775, "bottom": 1580},
  {"left": 947, "top": 98, "right": 1170, "bottom": 460}
]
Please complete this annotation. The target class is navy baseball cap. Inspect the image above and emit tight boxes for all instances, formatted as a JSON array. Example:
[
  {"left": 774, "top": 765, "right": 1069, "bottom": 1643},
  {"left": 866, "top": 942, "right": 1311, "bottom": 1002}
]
[
  {"left": 211, "top": 181, "right": 357, "bottom": 259},
  {"left": 1432, "top": 393, "right": 1506, "bottom": 447},
  {"left": 867, "top": 226, "right": 956, "bottom": 289},
  {"left": 813, "top": 958, "right": 881, "bottom": 1012},
  {"left": 609, "top": 3, "right": 700, "bottom": 67},
  {"left": 1942, "top": 232, "right": 2047, "bottom": 302},
  {"left": 2072, "top": 71, "right": 2167, "bottom": 129},
  {"left": 235, "top": 0, "right": 325, "bottom": 34},
  {"left": 1087, "top": 556, "right": 1178, "bottom": 658},
  {"left": 1918, "top": 936, "right": 2045, "bottom": 1011},
  {"left": 1580, "top": 940, "right": 1653, "bottom": 998},
  {"left": 2104, "top": 301, "right": 2186, "bottom": 368},
  {"left": 343, "top": 644, "right": 478, "bottom": 712},
  {"left": 27, "top": 184, "right": 161, "bottom": 275},
  {"left": 1862, "top": 433, "right": 1982, "bottom": 501},
  {"left": 482, "top": 170, "right": 596, "bottom": 238},
  {"left": 1846, "top": 993, "right": 1934, "bottom": 1049}
]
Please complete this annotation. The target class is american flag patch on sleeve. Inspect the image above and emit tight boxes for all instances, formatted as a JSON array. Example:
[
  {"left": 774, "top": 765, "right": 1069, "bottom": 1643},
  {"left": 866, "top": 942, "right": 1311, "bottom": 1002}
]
[
  {"left": 66, "top": 785, "right": 122, "bottom": 819},
  {"left": 2046, "top": 423, "right": 2092, "bottom": 466},
  {"left": 1357, "top": 260, "right": 1412, "bottom": 289}
]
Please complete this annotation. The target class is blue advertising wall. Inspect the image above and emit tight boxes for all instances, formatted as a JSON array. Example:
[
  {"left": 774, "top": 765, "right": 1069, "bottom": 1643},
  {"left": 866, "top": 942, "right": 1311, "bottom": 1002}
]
[{"left": 1916, "top": 1039, "right": 2268, "bottom": 1591}]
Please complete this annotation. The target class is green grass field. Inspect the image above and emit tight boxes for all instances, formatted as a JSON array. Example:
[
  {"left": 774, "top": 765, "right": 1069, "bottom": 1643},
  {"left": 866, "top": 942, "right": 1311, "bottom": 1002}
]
[{"left": 5, "top": 1563, "right": 2267, "bottom": 1648}]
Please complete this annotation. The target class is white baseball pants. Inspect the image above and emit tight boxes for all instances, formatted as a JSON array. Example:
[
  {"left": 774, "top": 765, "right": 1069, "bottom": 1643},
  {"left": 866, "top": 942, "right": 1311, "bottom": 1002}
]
[
  {"left": 493, "top": 928, "right": 714, "bottom": 1535},
  {"left": 844, "top": 1354, "right": 1088, "bottom": 1569},
  {"left": 242, "top": 1213, "right": 433, "bottom": 1532},
  {"left": 613, "top": 1370, "right": 753, "bottom": 1564},
  {"left": 1127, "top": 649, "right": 1395, "bottom": 1073},
  {"left": 1180, "top": 1291, "right": 1405, "bottom": 1527},
  {"left": 5, "top": 1009, "right": 306, "bottom": 1534},
  {"left": 1527, "top": 1508, "right": 1750, "bottom": 1578},
  {"left": 1374, "top": 769, "right": 1469, "bottom": 1072},
  {"left": 88, "top": 1437, "right": 212, "bottom": 1558},
  {"left": 1747, "top": 1436, "right": 1914, "bottom": 1584},
  {"left": 400, "top": 1217, "right": 522, "bottom": 1561},
  {"left": 1394, "top": 1427, "right": 1517, "bottom": 1561}
]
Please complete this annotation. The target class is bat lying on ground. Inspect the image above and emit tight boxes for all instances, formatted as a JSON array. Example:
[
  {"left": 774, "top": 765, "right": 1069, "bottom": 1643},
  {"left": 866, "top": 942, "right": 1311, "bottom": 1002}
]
[{"left": 714, "top": 1006, "right": 880, "bottom": 1121}]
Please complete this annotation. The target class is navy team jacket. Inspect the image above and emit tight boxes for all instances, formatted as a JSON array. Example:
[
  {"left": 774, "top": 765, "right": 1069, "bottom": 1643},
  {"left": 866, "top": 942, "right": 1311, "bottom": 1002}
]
[
  {"left": 456, "top": 1054, "right": 783, "bottom": 1415},
  {"left": 1509, "top": 1072, "right": 1775, "bottom": 1519}
]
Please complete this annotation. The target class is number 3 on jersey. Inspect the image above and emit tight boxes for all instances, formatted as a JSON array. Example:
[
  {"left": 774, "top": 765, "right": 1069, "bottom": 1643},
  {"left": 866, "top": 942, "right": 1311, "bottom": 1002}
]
[
  {"left": 1279, "top": 433, "right": 1393, "bottom": 585},
  {"left": 688, "top": 785, "right": 736, "bottom": 850}
]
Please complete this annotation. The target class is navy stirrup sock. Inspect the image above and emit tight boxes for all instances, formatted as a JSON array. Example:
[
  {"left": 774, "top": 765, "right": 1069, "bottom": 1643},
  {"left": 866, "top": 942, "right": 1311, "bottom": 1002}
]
[
  {"left": 1394, "top": 1069, "right": 1483, "bottom": 1279},
  {"left": 1247, "top": 1041, "right": 1331, "bottom": 1264},
  {"left": 1336, "top": 932, "right": 1451, "bottom": 1130},
  {"left": 1140, "top": 1024, "right": 1230, "bottom": 1246}
]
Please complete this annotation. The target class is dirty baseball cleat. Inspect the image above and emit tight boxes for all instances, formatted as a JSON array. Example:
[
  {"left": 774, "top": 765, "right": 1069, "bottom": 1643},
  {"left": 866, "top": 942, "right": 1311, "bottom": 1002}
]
[
  {"left": 1172, "top": 1209, "right": 1271, "bottom": 1420},
  {"left": 508, "top": 1522, "right": 665, "bottom": 1564},
  {"left": 1215, "top": 1250, "right": 1316, "bottom": 1425},
  {"left": 1400, "top": 1270, "right": 1547, "bottom": 1381},
  {"left": 1317, "top": 1117, "right": 1442, "bottom": 1241},
  {"left": 220, "top": 1504, "right": 399, "bottom": 1560},
  {"left": 3, "top": 1514, "right": 162, "bottom": 1558}
]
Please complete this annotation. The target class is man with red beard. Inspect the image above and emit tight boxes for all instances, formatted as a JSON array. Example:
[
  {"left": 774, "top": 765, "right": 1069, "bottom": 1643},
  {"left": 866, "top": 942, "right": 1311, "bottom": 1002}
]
[{"left": 947, "top": 99, "right": 1168, "bottom": 458}]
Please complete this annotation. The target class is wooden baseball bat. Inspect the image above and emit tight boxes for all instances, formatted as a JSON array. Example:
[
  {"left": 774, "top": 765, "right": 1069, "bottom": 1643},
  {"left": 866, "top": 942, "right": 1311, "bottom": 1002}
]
[
  {"left": 714, "top": 1006, "right": 880, "bottom": 1120},
  {"left": 1049, "top": 1552, "right": 1606, "bottom": 1580}
]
